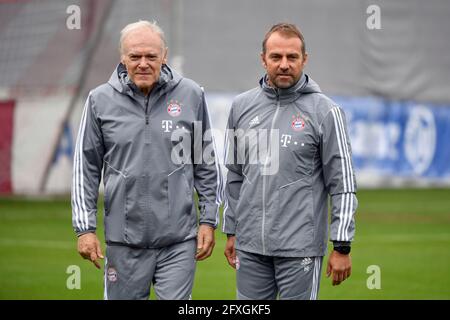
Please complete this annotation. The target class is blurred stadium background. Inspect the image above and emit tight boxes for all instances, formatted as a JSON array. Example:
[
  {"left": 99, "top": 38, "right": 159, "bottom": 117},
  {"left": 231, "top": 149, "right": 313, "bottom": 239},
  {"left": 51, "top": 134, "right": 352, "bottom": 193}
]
[{"left": 0, "top": 0, "right": 449, "bottom": 299}]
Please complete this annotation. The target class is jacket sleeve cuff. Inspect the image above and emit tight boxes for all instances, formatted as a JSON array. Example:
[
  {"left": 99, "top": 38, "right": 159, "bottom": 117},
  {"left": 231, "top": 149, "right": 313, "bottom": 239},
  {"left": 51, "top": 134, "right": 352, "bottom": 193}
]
[
  {"left": 332, "top": 240, "right": 351, "bottom": 247},
  {"left": 199, "top": 222, "right": 217, "bottom": 229},
  {"left": 76, "top": 229, "right": 96, "bottom": 237},
  {"left": 199, "top": 203, "right": 219, "bottom": 229},
  {"left": 222, "top": 221, "right": 236, "bottom": 235}
]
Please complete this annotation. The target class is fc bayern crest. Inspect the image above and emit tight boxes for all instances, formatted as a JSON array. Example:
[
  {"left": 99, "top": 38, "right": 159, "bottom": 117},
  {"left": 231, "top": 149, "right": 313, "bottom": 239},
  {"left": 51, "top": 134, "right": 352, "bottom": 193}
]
[
  {"left": 291, "top": 114, "right": 305, "bottom": 131},
  {"left": 107, "top": 267, "right": 117, "bottom": 282},
  {"left": 167, "top": 100, "right": 182, "bottom": 117}
]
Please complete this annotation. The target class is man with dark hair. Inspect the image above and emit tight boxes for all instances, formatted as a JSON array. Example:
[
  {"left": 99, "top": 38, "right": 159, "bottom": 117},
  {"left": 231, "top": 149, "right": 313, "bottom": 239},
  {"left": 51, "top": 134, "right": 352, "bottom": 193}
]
[{"left": 223, "top": 23, "right": 357, "bottom": 300}]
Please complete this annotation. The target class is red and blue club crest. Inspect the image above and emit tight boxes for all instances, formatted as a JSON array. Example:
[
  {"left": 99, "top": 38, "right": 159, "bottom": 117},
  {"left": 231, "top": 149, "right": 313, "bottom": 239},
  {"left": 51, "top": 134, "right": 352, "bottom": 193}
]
[
  {"left": 291, "top": 114, "right": 306, "bottom": 131},
  {"left": 167, "top": 100, "right": 182, "bottom": 117},
  {"left": 107, "top": 267, "right": 117, "bottom": 282}
]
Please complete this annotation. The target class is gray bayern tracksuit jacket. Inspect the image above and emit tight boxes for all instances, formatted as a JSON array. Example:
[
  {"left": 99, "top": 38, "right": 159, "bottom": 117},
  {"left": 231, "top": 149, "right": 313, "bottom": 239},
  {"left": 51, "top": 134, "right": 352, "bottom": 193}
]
[
  {"left": 72, "top": 63, "right": 221, "bottom": 248},
  {"left": 223, "top": 73, "right": 357, "bottom": 257}
]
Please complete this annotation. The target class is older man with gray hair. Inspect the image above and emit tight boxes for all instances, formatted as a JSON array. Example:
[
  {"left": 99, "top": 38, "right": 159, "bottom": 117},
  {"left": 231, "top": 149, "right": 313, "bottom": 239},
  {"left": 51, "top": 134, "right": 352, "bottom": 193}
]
[{"left": 72, "top": 20, "right": 221, "bottom": 300}]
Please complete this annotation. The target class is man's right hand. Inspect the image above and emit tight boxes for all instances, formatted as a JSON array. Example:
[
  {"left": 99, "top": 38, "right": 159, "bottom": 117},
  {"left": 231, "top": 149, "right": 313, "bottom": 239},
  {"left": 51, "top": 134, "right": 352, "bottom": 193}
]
[
  {"left": 77, "top": 233, "right": 104, "bottom": 269},
  {"left": 224, "top": 235, "right": 237, "bottom": 269}
]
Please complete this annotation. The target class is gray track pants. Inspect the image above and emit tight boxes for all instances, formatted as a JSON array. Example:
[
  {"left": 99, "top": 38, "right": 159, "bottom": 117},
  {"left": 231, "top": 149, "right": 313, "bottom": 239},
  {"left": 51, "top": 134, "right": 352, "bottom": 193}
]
[
  {"left": 236, "top": 250, "right": 323, "bottom": 300},
  {"left": 104, "top": 238, "right": 196, "bottom": 300}
]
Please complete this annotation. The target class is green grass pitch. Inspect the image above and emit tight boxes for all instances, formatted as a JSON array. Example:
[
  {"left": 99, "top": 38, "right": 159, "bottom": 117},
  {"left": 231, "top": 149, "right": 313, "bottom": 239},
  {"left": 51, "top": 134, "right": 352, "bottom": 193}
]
[{"left": 0, "top": 188, "right": 449, "bottom": 299}]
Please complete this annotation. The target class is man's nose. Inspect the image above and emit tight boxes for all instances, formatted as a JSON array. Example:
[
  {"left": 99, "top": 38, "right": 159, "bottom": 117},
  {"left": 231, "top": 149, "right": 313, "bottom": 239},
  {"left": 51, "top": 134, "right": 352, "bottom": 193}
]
[
  {"left": 138, "top": 57, "right": 149, "bottom": 68},
  {"left": 279, "top": 57, "right": 289, "bottom": 70}
]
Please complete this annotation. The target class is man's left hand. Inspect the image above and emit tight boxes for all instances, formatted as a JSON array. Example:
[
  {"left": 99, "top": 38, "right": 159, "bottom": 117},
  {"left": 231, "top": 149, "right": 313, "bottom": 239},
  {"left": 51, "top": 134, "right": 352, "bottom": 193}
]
[
  {"left": 326, "top": 250, "right": 352, "bottom": 286},
  {"left": 195, "top": 224, "right": 215, "bottom": 261}
]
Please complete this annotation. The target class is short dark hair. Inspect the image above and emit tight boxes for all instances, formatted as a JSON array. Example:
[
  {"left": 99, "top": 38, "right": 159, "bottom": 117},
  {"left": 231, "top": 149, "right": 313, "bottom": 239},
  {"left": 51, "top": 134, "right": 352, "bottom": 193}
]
[{"left": 262, "top": 23, "right": 306, "bottom": 56}]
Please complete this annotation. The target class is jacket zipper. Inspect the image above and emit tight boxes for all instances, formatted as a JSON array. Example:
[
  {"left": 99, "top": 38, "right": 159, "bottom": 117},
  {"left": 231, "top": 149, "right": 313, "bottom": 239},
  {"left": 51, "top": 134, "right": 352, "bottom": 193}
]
[
  {"left": 144, "top": 95, "right": 150, "bottom": 245},
  {"left": 261, "top": 94, "right": 280, "bottom": 255},
  {"left": 145, "top": 96, "right": 149, "bottom": 124}
]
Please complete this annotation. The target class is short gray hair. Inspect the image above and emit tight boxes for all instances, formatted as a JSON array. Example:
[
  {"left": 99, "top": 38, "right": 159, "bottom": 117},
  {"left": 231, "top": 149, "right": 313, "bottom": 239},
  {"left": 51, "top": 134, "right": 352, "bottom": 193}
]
[{"left": 119, "top": 20, "right": 166, "bottom": 54}]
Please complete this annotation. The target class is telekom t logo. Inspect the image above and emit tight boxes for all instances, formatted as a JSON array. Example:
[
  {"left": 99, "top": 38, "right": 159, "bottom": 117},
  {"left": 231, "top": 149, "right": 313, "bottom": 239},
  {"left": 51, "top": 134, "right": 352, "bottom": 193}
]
[
  {"left": 280, "top": 134, "right": 292, "bottom": 147},
  {"left": 162, "top": 120, "right": 173, "bottom": 132}
]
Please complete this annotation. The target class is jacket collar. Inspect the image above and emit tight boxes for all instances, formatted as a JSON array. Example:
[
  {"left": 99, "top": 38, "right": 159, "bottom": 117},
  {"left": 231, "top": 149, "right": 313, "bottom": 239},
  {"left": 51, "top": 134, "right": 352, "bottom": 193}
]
[
  {"left": 260, "top": 73, "right": 320, "bottom": 102},
  {"left": 108, "top": 63, "right": 182, "bottom": 98}
]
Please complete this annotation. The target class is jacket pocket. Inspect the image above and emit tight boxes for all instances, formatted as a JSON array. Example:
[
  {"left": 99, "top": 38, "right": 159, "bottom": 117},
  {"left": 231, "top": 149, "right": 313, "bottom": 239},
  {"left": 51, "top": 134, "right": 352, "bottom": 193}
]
[
  {"left": 272, "top": 178, "right": 314, "bottom": 251},
  {"left": 289, "top": 140, "right": 317, "bottom": 177},
  {"left": 235, "top": 177, "right": 259, "bottom": 247},
  {"left": 104, "top": 172, "right": 124, "bottom": 216},
  {"left": 104, "top": 173, "right": 126, "bottom": 243},
  {"left": 104, "top": 176, "right": 113, "bottom": 216},
  {"left": 124, "top": 175, "right": 148, "bottom": 245},
  {"left": 167, "top": 166, "right": 194, "bottom": 232}
]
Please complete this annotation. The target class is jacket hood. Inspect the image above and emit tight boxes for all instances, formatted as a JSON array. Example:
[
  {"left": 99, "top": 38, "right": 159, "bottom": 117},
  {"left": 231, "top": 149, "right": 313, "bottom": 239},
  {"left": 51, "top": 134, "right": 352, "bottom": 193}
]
[
  {"left": 260, "top": 73, "right": 322, "bottom": 101},
  {"left": 108, "top": 63, "right": 182, "bottom": 97}
]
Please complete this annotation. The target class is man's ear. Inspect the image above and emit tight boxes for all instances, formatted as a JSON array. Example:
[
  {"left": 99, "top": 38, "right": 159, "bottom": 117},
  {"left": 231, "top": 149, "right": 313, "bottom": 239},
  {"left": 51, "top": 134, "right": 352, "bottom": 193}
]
[
  {"left": 260, "top": 52, "right": 267, "bottom": 69},
  {"left": 163, "top": 47, "right": 168, "bottom": 64},
  {"left": 302, "top": 52, "right": 308, "bottom": 67}
]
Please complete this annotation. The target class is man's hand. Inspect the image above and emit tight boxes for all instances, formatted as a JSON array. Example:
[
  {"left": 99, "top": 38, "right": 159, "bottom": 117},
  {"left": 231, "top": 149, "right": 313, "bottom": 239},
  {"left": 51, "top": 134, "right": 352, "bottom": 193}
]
[
  {"left": 224, "top": 235, "right": 236, "bottom": 269},
  {"left": 77, "top": 233, "right": 104, "bottom": 269},
  {"left": 326, "top": 250, "right": 352, "bottom": 286},
  {"left": 196, "top": 224, "right": 215, "bottom": 261}
]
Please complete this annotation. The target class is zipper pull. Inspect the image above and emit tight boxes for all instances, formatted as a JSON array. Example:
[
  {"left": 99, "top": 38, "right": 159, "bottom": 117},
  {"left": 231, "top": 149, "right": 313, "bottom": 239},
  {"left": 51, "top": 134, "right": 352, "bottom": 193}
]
[{"left": 145, "top": 115, "right": 149, "bottom": 125}]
